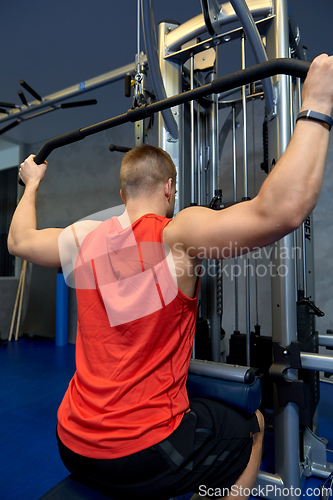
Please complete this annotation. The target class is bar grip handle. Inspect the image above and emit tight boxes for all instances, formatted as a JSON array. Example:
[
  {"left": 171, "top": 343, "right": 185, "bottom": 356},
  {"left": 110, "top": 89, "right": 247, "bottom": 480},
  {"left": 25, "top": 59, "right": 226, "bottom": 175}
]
[
  {"left": 18, "top": 129, "right": 85, "bottom": 186},
  {"left": 19, "top": 147, "right": 46, "bottom": 185},
  {"left": 109, "top": 144, "right": 131, "bottom": 153},
  {"left": 17, "top": 58, "right": 312, "bottom": 187}
]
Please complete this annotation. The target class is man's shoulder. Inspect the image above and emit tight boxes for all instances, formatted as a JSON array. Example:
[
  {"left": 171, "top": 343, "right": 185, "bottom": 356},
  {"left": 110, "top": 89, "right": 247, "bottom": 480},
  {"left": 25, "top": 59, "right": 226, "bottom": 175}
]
[
  {"left": 166, "top": 206, "right": 212, "bottom": 228},
  {"left": 59, "top": 220, "right": 102, "bottom": 254},
  {"left": 72, "top": 220, "right": 103, "bottom": 246},
  {"left": 163, "top": 206, "right": 210, "bottom": 246}
]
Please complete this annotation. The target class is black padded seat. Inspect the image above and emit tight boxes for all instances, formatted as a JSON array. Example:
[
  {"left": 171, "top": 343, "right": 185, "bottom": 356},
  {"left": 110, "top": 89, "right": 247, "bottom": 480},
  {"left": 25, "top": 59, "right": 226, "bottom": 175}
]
[
  {"left": 39, "top": 361, "right": 262, "bottom": 499},
  {"left": 37, "top": 475, "right": 115, "bottom": 499}
]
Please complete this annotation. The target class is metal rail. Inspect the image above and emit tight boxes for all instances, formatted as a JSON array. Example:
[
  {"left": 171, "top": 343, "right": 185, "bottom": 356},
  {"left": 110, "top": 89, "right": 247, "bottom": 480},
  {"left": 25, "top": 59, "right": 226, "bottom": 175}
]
[
  {"left": 0, "top": 61, "right": 139, "bottom": 128},
  {"left": 189, "top": 358, "right": 255, "bottom": 383},
  {"left": 300, "top": 352, "right": 333, "bottom": 374}
]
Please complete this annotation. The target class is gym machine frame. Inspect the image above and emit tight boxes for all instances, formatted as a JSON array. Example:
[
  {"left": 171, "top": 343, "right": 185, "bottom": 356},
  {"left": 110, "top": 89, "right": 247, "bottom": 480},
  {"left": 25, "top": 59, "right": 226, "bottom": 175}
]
[
  {"left": 17, "top": 1, "right": 333, "bottom": 498},
  {"left": 150, "top": 1, "right": 333, "bottom": 498}
]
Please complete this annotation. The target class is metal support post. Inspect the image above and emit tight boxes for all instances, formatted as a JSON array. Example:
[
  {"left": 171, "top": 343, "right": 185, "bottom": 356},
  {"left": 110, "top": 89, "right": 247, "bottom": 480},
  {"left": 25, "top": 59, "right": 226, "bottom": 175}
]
[
  {"left": 263, "top": 0, "right": 301, "bottom": 496},
  {"left": 190, "top": 52, "right": 197, "bottom": 204},
  {"left": 232, "top": 104, "right": 239, "bottom": 334},
  {"left": 206, "top": 69, "right": 221, "bottom": 362},
  {"left": 197, "top": 95, "right": 202, "bottom": 206},
  {"left": 207, "top": 71, "right": 218, "bottom": 196},
  {"left": 158, "top": 21, "right": 183, "bottom": 213},
  {"left": 241, "top": 32, "right": 251, "bottom": 366}
]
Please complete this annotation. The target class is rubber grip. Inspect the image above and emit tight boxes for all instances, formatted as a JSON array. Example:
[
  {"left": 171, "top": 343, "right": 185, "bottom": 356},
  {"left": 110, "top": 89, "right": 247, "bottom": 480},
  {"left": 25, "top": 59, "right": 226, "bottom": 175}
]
[
  {"left": 60, "top": 99, "right": 97, "bottom": 109},
  {"left": 19, "top": 80, "right": 42, "bottom": 101},
  {"left": 18, "top": 90, "right": 28, "bottom": 106},
  {"left": 0, "top": 101, "right": 17, "bottom": 109},
  {"left": 109, "top": 144, "right": 131, "bottom": 153},
  {"left": 19, "top": 129, "right": 84, "bottom": 186},
  {"left": 210, "top": 59, "right": 310, "bottom": 94}
]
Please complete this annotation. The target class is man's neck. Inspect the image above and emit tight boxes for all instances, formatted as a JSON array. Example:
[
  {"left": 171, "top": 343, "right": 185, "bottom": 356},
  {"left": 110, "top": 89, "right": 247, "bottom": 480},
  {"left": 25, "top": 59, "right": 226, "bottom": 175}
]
[
  {"left": 117, "top": 206, "right": 165, "bottom": 230},
  {"left": 123, "top": 200, "right": 166, "bottom": 225}
]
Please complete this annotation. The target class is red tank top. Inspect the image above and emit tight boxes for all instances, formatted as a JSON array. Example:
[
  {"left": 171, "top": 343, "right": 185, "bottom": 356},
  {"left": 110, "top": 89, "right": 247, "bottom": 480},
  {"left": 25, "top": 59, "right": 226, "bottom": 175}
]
[{"left": 57, "top": 214, "right": 199, "bottom": 459}]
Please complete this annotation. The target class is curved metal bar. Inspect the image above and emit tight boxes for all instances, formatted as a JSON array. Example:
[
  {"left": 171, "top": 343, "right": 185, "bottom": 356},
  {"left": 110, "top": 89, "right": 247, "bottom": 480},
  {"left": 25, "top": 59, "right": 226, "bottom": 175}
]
[
  {"left": 200, "top": 0, "right": 218, "bottom": 36},
  {"left": 141, "top": 0, "right": 179, "bottom": 139},
  {"left": 230, "top": 0, "right": 274, "bottom": 116},
  {"left": 31, "top": 59, "right": 310, "bottom": 167},
  {"left": 166, "top": 0, "right": 272, "bottom": 52}
]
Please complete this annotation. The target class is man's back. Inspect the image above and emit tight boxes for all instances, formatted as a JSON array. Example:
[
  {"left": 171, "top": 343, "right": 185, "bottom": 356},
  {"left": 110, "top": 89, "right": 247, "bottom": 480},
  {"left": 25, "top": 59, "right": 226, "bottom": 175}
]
[{"left": 57, "top": 214, "right": 199, "bottom": 459}]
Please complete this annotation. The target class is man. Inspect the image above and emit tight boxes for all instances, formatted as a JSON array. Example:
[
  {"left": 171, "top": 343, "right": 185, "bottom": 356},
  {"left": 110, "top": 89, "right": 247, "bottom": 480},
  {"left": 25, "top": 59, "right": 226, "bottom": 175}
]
[{"left": 8, "top": 54, "right": 333, "bottom": 500}]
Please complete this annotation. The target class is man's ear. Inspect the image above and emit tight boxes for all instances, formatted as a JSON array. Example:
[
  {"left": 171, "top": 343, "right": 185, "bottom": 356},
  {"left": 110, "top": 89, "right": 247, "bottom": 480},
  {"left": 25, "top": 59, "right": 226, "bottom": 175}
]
[
  {"left": 120, "top": 189, "right": 125, "bottom": 203},
  {"left": 164, "top": 178, "right": 172, "bottom": 202}
]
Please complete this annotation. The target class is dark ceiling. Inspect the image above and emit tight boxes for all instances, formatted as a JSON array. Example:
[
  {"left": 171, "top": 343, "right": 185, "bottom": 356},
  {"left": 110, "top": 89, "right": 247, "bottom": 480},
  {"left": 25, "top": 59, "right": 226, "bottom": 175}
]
[{"left": 0, "top": 0, "right": 332, "bottom": 146}]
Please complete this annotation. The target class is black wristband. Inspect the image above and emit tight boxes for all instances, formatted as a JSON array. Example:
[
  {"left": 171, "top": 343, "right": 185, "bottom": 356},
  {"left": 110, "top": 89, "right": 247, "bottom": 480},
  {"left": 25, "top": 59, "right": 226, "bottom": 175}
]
[{"left": 296, "top": 110, "right": 333, "bottom": 131}]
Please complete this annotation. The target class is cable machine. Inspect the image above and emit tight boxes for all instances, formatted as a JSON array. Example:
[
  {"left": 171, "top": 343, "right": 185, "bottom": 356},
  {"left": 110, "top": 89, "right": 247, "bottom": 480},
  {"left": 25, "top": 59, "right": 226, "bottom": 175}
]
[
  {"left": 148, "top": 0, "right": 333, "bottom": 497},
  {"left": 11, "top": 1, "right": 333, "bottom": 498}
]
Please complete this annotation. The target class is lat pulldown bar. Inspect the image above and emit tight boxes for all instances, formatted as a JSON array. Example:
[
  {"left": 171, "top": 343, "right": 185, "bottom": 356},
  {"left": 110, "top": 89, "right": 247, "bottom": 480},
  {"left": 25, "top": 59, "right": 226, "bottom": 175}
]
[{"left": 20, "top": 58, "right": 310, "bottom": 186}]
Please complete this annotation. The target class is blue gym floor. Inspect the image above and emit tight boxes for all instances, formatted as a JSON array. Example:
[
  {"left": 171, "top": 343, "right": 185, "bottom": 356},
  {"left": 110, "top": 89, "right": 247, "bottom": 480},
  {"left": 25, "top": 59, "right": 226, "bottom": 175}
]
[{"left": 1, "top": 337, "right": 332, "bottom": 500}]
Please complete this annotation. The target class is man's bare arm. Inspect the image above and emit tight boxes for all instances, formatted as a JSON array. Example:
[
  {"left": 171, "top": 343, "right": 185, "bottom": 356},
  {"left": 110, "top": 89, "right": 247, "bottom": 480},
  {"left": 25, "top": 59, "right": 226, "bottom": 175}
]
[
  {"left": 166, "top": 54, "right": 333, "bottom": 258},
  {"left": 7, "top": 155, "right": 62, "bottom": 266},
  {"left": 8, "top": 155, "right": 101, "bottom": 267}
]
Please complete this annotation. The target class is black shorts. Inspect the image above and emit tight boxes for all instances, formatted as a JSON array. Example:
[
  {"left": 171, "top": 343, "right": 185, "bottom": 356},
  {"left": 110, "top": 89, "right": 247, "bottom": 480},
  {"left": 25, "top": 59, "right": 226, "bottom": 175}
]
[{"left": 57, "top": 398, "right": 260, "bottom": 500}]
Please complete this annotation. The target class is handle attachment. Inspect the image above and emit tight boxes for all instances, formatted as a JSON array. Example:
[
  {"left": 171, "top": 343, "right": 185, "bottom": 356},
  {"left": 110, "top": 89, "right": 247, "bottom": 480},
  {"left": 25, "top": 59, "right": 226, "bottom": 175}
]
[{"left": 18, "top": 129, "right": 84, "bottom": 186}]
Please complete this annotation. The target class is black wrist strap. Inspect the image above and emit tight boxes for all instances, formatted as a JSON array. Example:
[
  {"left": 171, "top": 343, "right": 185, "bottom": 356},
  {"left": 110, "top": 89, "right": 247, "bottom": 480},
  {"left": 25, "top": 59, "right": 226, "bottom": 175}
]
[{"left": 296, "top": 110, "right": 333, "bottom": 131}]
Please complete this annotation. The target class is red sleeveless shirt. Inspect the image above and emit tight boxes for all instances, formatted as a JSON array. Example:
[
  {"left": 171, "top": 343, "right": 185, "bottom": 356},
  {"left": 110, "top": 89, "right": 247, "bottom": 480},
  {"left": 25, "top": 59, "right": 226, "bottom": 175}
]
[{"left": 57, "top": 214, "right": 199, "bottom": 459}]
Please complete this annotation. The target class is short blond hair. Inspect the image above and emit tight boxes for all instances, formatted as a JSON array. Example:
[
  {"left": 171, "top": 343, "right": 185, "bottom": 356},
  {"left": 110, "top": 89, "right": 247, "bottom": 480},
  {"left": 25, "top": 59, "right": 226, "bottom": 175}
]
[{"left": 120, "top": 145, "right": 177, "bottom": 200}]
